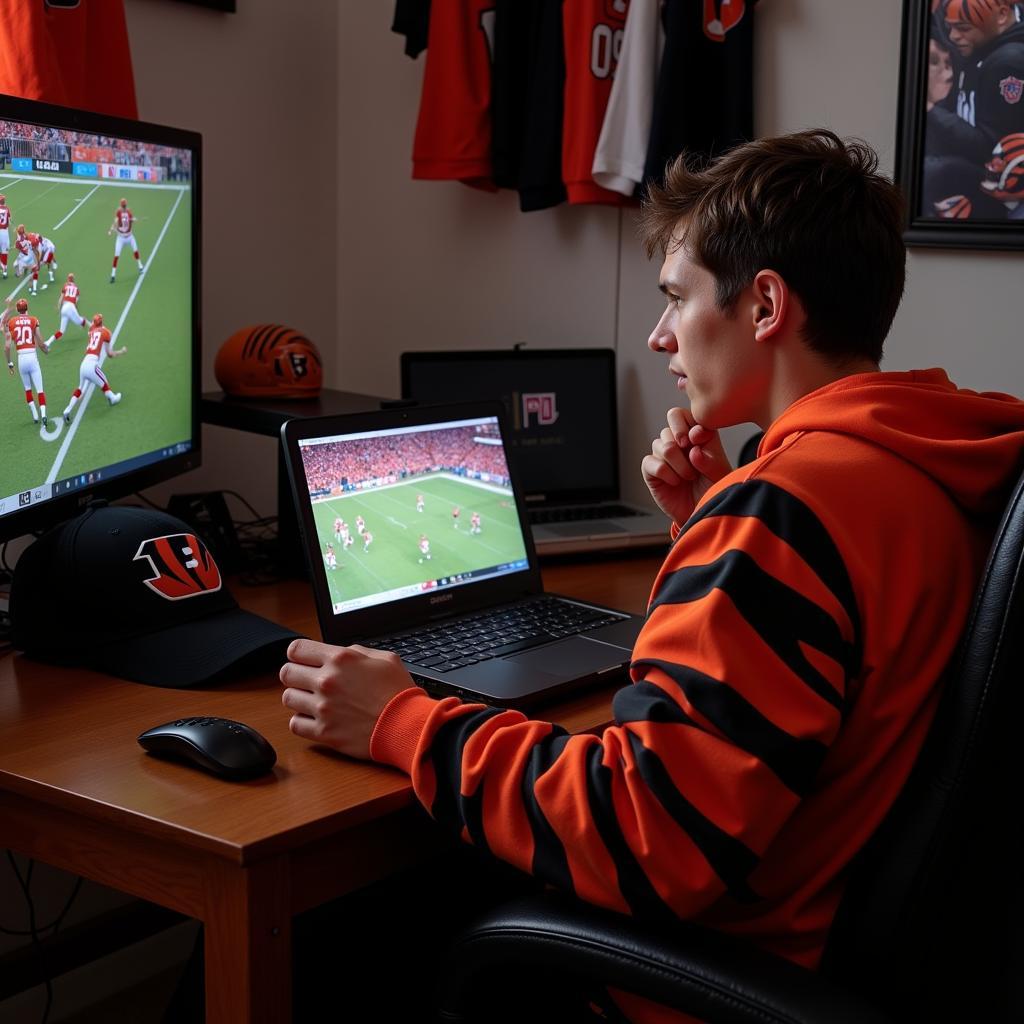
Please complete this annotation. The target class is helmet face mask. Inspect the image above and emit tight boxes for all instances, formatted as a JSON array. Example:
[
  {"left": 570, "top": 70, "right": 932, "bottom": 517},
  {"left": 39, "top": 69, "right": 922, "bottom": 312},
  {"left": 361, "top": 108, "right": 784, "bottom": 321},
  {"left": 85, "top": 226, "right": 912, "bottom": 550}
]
[{"left": 214, "top": 325, "right": 323, "bottom": 399}]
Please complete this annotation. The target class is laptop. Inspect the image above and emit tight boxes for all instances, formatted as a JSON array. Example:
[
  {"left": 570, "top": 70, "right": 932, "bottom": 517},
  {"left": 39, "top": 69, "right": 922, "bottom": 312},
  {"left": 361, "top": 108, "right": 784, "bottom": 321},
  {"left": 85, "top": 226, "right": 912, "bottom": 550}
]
[
  {"left": 400, "top": 348, "right": 670, "bottom": 555},
  {"left": 280, "top": 401, "right": 645, "bottom": 709}
]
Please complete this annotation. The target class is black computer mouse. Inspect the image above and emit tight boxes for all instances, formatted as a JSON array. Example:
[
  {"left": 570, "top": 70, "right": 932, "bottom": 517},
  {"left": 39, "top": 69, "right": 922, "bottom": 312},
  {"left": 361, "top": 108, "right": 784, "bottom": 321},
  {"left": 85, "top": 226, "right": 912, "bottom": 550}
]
[{"left": 138, "top": 716, "right": 277, "bottom": 781}]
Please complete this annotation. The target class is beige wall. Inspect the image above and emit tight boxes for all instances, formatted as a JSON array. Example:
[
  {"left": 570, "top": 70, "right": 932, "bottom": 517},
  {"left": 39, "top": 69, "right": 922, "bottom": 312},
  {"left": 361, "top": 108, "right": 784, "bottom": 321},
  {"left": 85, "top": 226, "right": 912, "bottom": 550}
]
[
  {"left": 125, "top": 0, "right": 340, "bottom": 515},
  {"left": 126, "top": 0, "right": 1024, "bottom": 514}
]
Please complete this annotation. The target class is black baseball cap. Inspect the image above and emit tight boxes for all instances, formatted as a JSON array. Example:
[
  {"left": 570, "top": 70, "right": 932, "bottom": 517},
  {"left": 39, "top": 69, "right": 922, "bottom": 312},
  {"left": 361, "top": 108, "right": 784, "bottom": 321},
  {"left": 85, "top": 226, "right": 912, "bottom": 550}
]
[{"left": 11, "top": 503, "right": 303, "bottom": 687}]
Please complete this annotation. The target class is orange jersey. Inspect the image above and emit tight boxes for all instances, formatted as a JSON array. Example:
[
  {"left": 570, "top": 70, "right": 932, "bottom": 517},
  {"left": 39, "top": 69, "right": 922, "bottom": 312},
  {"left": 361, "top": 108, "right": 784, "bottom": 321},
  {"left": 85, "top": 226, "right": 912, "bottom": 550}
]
[
  {"left": 0, "top": 207, "right": 10, "bottom": 229},
  {"left": 114, "top": 208, "right": 133, "bottom": 234},
  {"left": 8, "top": 314, "right": 39, "bottom": 352},
  {"left": 14, "top": 235, "right": 30, "bottom": 256},
  {"left": 84, "top": 325, "right": 111, "bottom": 358},
  {"left": 61, "top": 283, "right": 80, "bottom": 306}
]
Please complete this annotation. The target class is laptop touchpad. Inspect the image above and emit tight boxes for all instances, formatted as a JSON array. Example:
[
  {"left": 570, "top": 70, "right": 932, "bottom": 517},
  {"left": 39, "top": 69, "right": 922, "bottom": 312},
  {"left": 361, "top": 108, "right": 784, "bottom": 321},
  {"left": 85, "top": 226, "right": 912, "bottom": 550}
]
[{"left": 507, "top": 637, "right": 626, "bottom": 675}]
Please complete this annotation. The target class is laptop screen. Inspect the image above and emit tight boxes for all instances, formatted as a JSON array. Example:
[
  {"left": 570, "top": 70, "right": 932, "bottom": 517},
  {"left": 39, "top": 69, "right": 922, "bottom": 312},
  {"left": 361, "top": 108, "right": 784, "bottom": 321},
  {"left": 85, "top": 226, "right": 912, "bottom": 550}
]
[
  {"left": 401, "top": 350, "right": 619, "bottom": 503},
  {"left": 295, "top": 414, "right": 530, "bottom": 615}
]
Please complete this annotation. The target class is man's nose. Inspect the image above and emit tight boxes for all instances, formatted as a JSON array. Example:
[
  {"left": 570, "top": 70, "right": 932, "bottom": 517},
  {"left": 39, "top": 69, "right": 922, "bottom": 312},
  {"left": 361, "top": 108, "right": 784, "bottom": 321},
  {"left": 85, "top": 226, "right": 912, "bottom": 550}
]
[{"left": 648, "top": 325, "right": 677, "bottom": 353}]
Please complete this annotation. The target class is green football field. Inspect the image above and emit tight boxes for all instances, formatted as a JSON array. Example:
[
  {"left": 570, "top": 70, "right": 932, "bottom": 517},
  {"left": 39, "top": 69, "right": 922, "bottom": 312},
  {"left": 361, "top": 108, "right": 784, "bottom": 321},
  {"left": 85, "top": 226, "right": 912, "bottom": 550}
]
[
  {"left": 310, "top": 475, "right": 529, "bottom": 609},
  {"left": 0, "top": 170, "right": 192, "bottom": 499}
]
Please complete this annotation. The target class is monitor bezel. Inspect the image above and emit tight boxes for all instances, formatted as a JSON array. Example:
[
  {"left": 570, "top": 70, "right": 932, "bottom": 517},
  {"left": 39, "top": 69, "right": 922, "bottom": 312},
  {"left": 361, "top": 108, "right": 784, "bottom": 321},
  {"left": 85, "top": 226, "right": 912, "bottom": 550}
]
[{"left": 0, "top": 93, "right": 202, "bottom": 543}]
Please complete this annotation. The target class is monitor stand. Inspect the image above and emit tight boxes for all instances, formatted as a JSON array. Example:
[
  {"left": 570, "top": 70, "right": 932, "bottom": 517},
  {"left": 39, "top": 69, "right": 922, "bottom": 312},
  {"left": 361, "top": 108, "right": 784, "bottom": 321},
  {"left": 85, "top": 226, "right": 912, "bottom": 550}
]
[{"left": 200, "top": 389, "right": 394, "bottom": 576}]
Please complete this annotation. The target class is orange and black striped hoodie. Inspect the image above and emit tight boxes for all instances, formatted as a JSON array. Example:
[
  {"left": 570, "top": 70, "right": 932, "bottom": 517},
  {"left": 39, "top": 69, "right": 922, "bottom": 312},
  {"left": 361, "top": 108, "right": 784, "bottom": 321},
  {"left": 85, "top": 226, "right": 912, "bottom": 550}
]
[{"left": 370, "top": 369, "right": 1024, "bottom": 1024}]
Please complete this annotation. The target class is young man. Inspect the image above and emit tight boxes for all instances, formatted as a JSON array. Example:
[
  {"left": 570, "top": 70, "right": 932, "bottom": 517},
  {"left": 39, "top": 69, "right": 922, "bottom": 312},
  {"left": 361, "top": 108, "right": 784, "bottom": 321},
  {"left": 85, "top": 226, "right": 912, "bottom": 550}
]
[
  {"left": 279, "top": 131, "right": 1024, "bottom": 1023},
  {"left": 929, "top": 0, "right": 1024, "bottom": 164}
]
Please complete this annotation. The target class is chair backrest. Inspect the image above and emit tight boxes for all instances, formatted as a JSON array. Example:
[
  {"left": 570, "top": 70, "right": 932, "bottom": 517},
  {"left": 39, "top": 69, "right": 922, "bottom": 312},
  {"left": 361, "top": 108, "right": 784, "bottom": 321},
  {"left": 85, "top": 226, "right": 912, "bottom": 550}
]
[{"left": 821, "top": 468, "right": 1024, "bottom": 1020}]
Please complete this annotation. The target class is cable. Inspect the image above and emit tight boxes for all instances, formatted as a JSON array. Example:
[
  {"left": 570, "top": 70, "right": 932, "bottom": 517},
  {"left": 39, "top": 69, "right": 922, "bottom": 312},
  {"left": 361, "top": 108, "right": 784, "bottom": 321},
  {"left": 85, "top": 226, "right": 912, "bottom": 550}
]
[
  {"left": 5, "top": 850, "right": 55, "bottom": 1023},
  {"left": 0, "top": 867, "right": 83, "bottom": 937},
  {"left": 132, "top": 491, "right": 165, "bottom": 511},
  {"left": 221, "top": 489, "right": 265, "bottom": 523}
]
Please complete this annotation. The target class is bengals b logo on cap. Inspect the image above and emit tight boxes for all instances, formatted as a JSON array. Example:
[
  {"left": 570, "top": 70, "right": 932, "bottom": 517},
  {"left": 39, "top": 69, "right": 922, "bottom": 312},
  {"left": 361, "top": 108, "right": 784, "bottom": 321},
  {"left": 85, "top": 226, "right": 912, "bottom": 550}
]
[{"left": 134, "top": 533, "right": 223, "bottom": 601}]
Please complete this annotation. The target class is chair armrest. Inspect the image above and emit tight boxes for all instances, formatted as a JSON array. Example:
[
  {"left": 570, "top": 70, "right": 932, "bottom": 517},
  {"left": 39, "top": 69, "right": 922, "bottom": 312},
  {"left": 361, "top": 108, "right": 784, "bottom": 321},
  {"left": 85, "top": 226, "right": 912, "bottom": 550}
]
[{"left": 438, "top": 894, "right": 894, "bottom": 1024}]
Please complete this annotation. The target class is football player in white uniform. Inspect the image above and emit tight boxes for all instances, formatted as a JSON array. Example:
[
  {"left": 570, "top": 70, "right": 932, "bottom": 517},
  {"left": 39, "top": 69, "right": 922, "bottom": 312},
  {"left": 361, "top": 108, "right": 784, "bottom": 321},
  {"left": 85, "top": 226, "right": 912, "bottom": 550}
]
[
  {"left": 107, "top": 198, "right": 144, "bottom": 282},
  {"left": 61, "top": 313, "right": 127, "bottom": 422},
  {"left": 2, "top": 297, "right": 49, "bottom": 425},
  {"left": 45, "top": 273, "right": 88, "bottom": 350}
]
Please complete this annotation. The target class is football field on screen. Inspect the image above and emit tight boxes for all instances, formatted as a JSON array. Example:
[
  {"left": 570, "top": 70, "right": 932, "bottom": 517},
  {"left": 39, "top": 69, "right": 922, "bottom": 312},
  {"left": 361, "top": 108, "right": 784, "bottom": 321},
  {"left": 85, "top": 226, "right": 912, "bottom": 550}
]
[
  {"left": 0, "top": 172, "right": 192, "bottom": 497},
  {"left": 310, "top": 476, "right": 528, "bottom": 606}
]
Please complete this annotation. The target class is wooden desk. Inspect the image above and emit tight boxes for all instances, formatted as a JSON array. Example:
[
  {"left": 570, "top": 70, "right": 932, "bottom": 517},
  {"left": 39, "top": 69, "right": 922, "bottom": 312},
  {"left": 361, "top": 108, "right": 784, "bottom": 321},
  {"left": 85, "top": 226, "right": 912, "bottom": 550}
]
[{"left": 0, "top": 553, "right": 663, "bottom": 1023}]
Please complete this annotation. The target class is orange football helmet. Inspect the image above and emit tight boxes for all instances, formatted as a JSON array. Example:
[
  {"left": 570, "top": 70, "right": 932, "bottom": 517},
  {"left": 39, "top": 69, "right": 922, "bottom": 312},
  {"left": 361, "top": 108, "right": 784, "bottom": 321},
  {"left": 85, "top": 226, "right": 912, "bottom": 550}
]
[{"left": 214, "top": 324, "right": 323, "bottom": 399}]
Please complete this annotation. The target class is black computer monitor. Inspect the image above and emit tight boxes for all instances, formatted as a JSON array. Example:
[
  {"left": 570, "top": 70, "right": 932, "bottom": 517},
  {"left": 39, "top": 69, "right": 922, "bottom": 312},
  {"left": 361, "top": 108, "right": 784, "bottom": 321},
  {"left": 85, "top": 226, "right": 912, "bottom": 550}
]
[{"left": 0, "top": 94, "right": 201, "bottom": 541}]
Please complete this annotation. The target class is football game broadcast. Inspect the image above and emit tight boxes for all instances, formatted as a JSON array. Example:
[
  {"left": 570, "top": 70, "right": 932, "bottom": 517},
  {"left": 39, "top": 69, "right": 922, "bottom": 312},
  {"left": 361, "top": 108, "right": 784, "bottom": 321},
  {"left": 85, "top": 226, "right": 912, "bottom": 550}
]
[
  {"left": 0, "top": 112, "right": 193, "bottom": 523},
  {"left": 298, "top": 417, "right": 530, "bottom": 614}
]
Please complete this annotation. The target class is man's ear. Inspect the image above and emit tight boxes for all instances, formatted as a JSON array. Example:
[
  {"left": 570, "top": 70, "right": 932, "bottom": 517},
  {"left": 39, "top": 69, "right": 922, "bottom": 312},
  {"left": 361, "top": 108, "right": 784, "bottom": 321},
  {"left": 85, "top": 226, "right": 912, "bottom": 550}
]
[{"left": 751, "top": 269, "right": 789, "bottom": 342}]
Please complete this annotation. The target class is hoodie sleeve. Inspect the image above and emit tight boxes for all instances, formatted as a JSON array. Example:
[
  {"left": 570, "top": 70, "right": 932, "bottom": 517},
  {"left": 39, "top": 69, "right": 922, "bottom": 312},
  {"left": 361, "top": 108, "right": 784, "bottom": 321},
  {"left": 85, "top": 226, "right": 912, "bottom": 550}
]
[{"left": 369, "top": 479, "right": 860, "bottom": 921}]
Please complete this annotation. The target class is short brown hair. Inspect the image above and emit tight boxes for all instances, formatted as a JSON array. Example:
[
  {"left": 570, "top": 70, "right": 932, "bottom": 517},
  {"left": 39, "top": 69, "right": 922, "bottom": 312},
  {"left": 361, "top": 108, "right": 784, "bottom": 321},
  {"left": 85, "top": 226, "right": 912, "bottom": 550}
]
[{"left": 639, "top": 130, "right": 906, "bottom": 364}]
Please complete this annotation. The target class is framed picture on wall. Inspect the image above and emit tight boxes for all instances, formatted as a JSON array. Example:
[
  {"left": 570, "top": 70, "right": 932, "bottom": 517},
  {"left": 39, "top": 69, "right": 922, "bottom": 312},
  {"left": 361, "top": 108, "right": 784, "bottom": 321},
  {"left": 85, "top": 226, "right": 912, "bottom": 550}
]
[{"left": 896, "top": 0, "right": 1024, "bottom": 249}]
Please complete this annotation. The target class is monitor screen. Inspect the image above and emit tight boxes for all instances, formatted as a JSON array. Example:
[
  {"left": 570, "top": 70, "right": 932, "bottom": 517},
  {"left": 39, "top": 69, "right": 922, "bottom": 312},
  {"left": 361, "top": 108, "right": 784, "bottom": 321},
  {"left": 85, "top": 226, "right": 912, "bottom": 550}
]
[
  {"left": 400, "top": 349, "right": 620, "bottom": 502},
  {"left": 296, "top": 415, "right": 530, "bottom": 614},
  {"left": 0, "top": 94, "right": 200, "bottom": 540}
]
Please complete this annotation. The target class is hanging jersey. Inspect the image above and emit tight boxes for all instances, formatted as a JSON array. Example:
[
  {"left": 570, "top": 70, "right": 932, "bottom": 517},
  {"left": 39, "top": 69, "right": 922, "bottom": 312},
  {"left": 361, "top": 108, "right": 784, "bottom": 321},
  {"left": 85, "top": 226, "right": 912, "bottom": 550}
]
[
  {"left": 61, "top": 283, "right": 80, "bottom": 306},
  {"left": 562, "top": 0, "right": 632, "bottom": 206},
  {"left": 115, "top": 208, "right": 134, "bottom": 235},
  {"left": 14, "top": 235, "right": 30, "bottom": 256},
  {"left": 412, "top": 0, "right": 496, "bottom": 190},
  {"left": 593, "top": 0, "right": 665, "bottom": 196},
  {"left": 0, "top": 0, "right": 137, "bottom": 119},
  {"left": 0, "top": 207, "right": 10, "bottom": 229},
  {"left": 643, "top": 0, "right": 756, "bottom": 189}
]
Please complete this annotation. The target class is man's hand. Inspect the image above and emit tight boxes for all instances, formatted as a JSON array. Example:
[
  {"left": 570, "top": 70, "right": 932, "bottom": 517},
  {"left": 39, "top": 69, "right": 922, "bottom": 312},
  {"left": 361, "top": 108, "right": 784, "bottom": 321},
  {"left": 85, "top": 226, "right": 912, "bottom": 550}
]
[
  {"left": 641, "top": 407, "right": 733, "bottom": 527},
  {"left": 280, "top": 639, "right": 416, "bottom": 760}
]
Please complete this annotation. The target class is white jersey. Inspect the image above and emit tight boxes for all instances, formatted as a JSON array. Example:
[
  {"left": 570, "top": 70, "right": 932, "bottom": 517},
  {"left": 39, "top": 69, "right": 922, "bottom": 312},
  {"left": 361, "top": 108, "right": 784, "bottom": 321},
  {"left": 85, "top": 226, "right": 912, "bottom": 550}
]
[{"left": 592, "top": 0, "right": 665, "bottom": 196}]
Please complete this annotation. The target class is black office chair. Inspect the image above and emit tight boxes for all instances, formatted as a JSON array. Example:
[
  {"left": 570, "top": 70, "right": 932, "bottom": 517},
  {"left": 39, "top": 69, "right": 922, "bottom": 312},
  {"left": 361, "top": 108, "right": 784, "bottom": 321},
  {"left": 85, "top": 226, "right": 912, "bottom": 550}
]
[{"left": 438, "top": 466, "right": 1024, "bottom": 1024}]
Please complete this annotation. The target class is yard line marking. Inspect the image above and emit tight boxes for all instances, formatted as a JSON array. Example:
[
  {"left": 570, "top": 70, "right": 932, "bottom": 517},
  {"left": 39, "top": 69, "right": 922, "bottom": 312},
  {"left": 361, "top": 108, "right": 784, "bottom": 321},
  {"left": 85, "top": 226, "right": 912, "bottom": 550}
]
[
  {"left": 53, "top": 184, "right": 101, "bottom": 231},
  {"left": 46, "top": 186, "right": 187, "bottom": 485},
  {"left": 386, "top": 516, "right": 407, "bottom": 529}
]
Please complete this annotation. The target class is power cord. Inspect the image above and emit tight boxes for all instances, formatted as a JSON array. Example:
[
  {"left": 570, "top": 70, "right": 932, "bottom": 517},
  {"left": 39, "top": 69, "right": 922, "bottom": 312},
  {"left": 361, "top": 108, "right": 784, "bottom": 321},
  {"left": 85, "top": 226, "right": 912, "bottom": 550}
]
[{"left": 2, "top": 851, "right": 83, "bottom": 1023}]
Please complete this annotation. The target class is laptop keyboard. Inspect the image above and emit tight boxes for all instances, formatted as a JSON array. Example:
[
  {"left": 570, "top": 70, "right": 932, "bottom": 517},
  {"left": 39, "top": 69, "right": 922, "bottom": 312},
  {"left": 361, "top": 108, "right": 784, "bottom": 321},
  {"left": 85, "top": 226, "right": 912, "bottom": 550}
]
[
  {"left": 370, "top": 596, "right": 627, "bottom": 673},
  {"left": 527, "top": 503, "right": 642, "bottom": 524}
]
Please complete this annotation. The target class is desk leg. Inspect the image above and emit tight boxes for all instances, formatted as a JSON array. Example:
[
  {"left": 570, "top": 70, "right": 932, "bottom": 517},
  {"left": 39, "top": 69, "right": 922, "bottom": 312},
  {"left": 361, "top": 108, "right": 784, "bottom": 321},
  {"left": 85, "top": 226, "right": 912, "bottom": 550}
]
[{"left": 203, "top": 856, "right": 291, "bottom": 1024}]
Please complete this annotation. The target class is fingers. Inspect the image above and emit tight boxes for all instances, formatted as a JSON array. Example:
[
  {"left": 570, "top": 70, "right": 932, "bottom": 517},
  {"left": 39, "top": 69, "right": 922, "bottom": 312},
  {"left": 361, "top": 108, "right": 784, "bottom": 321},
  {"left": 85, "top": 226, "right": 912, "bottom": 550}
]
[
  {"left": 652, "top": 426, "right": 698, "bottom": 481},
  {"left": 687, "top": 424, "right": 733, "bottom": 483},
  {"left": 281, "top": 683, "right": 319, "bottom": 717},
  {"left": 665, "top": 406, "right": 697, "bottom": 445},
  {"left": 286, "top": 637, "right": 336, "bottom": 667}
]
